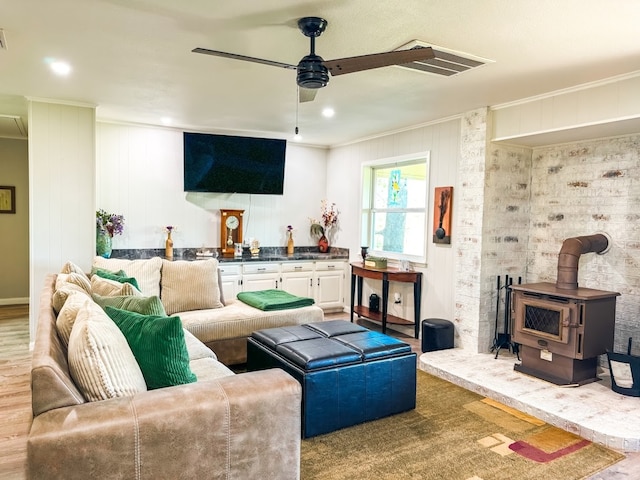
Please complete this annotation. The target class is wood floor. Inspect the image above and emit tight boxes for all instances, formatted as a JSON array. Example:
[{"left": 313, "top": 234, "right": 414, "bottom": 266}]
[
  {"left": 0, "top": 305, "right": 31, "bottom": 480},
  {"left": 1, "top": 306, "right": 637, "bottom": 480}
]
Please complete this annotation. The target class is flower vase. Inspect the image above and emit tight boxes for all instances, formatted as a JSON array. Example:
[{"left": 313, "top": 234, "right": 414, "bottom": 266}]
[
  {"left": 96, "top": 231, "right": 113, "bottom": 258},
  {"left": 318, "top": 234, "right": 329, "bottom": 253},
  {"left": 287, "top": 232, "right": 294, "bottom": 255},
  {"left": 165, "top": 231, "right": 174, "bottom": 259}
]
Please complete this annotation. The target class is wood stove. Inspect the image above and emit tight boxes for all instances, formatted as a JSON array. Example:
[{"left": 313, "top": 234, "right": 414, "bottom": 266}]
[
  {"left": 511, "top": 282, "right": 619, "bottom": 385},
  {"left": 510, "top": 233, "right": 620, "bottom": 385}
]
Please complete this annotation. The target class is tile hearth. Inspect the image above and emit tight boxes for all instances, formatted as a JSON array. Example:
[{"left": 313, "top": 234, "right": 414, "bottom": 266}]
[{"left": 419, "top": 349, "right": 640, "bottom": 453}]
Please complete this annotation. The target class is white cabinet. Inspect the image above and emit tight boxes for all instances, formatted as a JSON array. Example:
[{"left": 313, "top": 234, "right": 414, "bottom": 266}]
[
  {"left": 219, "top": 259, "right": 346, "bottom": 310},
  {"left": 242, "top": 263, "right": 280, "bottom": 292},
  {"left": 218, "top": 264, "right": 242, "bottom": 301},
  {"left": 280, "top": 262, "right": 314, "bottom": 298},
  {"left": 314, "top": 261, "right": 345, "bottom": 310}
]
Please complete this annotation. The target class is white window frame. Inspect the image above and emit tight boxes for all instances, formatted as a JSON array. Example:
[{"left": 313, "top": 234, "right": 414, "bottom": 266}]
[{"left": 360, "top": 152, "right": 430, "bottom": 264}]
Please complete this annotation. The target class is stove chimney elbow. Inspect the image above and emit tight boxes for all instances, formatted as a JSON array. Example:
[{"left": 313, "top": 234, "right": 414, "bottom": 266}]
[{"left": 556, "top": 233, "right": 609, "bottom": 290}]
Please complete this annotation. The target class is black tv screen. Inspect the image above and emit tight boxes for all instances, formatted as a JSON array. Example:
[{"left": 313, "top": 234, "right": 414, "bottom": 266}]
[{"left": 183, "top": 132, "right": 287, "bottom": 194}]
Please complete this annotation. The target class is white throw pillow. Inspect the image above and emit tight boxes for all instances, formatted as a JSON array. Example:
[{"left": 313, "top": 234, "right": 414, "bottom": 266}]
[
  {"left": 55, "top": 273, "right": 91, "bottom": 295},
  {"left": 90, "top": 275, "right": 142, "bottom": 297},
  {"left": 160, "top": 259, "right": 224, "bottom": 315},
  {"left": 67, "top": 302, "right": 147, "bottom": 401},
  {"left": 52, "top": 284, "right": 91, "bottom": 314},
  {"left": 92, "top": 256, "right": 162, "bottom": 296},
  {"left": 61, "top": 261, "right": 89, "bottom": 280},
  {"left": 56, "top": 291, "right": 92, "bottom": 348}
]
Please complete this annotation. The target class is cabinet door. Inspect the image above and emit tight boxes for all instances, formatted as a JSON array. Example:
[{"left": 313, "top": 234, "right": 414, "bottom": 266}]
[
  {"left": 218, "top": 264, "right": 242, "bottom": 302},
  {"left": 315, "top": 263, "right": 345, "bottom": 309},
  {"left": 242, "top": 273, "right": 279, "bottom": 291},
  {"left": 281, "top": 271, "right": 314, "bottom": 297},
  {"left": 220, "top": 275, "right": 242, "bottom": 301}
]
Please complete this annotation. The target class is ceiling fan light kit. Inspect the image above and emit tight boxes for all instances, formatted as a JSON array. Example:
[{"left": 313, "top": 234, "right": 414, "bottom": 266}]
[{"left": 192, "top": 16, "right": 435, "bottom": 103}]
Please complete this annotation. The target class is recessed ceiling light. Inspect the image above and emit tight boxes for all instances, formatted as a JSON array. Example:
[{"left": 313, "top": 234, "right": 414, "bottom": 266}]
[
  {"left": 322, "top": 107, "right": 335, "bottom": 118},
  {"left": 49, "top": 60, "right": 72, "bottom": 76},
  {"left": 161, "top": 117, "right": 172, "bottom": 125}
]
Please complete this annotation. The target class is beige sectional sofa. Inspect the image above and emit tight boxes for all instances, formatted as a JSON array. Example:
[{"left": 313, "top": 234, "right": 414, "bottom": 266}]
[
  {"left": 91, "top": 256, "right": 325, "bottom": 365},
  {"left": 26, "top": 256, "right": 323, "bottom": 479}
]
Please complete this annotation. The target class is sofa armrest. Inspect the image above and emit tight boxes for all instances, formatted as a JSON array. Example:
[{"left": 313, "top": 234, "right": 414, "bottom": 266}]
[{"left": 28, "top": 369, "right": 301, "bottom": 480}]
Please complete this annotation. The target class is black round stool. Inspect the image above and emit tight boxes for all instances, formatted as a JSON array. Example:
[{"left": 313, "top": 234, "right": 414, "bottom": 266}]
[{"left": 421, "top": 318, "right": 454, "bottom": 352}]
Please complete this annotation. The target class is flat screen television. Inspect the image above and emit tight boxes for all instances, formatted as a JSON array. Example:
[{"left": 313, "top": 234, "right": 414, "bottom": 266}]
[{"left": 183, "top": 132, "right": 287, "bottom": 194}]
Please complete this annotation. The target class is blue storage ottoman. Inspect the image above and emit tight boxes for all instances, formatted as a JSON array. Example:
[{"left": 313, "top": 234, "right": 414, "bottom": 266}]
[{"left": 247, "top": 320, "right": 416, "bottom": 438}]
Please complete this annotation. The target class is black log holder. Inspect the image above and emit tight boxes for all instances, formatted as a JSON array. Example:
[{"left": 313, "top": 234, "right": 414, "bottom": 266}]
[{"left": 490, "top": 274, "right": 521, "bottom": 360}]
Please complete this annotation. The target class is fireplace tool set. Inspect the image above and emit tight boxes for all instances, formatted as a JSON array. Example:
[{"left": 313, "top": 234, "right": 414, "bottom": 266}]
[{"left": 491, "top": 274, "right": 521, "bottom": 360}]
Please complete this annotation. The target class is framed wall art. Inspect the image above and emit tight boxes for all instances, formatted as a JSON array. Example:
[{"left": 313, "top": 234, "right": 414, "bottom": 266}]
[
  {"left": 0, "top": 186, "right": 16, "bottom": 214},
  {"left": 432, "top": 186, "right": 452, "bottom": 244}
]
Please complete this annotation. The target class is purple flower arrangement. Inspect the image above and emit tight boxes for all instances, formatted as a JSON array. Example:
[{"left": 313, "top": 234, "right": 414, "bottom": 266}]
[{"left": 96, "top": 209, "right": 125, "bottom": 237}]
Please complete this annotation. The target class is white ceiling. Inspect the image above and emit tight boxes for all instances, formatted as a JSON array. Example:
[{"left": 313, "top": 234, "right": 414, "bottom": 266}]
[{"left": 2, "top": 0, "right": 640, "bottom": 146}]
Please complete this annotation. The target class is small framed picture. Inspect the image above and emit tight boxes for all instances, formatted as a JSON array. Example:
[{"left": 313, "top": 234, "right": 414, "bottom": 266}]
[{"left": 0, "top": 186, "right": 16, "bottom": 214}]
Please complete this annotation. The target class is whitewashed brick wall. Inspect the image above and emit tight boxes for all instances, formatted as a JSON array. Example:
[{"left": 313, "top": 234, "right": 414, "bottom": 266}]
[
  {"left": 454, "top": 108, "right": 489, "bottom": 351},
  {"left": 455, "top": 109, "right": 534, "bottom": 353},
  {"left": 528, "top": 135, "right": 640, "bottom": 354}
]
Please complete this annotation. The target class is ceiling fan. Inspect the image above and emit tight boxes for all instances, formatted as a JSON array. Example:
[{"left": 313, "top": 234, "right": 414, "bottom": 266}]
[{"left": 192, "top": 17, "right": 435, "bottom": 103}]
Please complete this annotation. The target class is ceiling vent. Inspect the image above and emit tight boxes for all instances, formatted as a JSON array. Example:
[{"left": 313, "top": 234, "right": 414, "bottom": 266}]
[
  {"left": 394, "top": 40, "right": 493, "bottom": 77},
  {"left": 0, "top": 115, "right": 27, "bottom": 139}
]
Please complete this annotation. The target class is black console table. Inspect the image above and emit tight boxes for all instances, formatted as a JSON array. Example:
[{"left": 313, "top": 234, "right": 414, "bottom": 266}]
[{"left": 350, "top": 263, "right": 422, "bottom": 338}]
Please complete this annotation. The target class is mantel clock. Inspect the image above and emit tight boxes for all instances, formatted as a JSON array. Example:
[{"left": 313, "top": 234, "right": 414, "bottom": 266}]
[{"left": 220, "top": 209, "right": 244, "bottom": 256}]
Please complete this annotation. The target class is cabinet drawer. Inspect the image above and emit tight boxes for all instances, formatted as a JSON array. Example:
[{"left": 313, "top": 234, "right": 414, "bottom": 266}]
[
  {"left": 315, "top": 261, "right": 344, "bottom": 272},
  {"left": 218, "top": 264, "right": 241, "bottom": 276},
  {"left": 243, "top": 263, "right": 280, "bottom": 274},
  {"left": 281, "top": 262, "right": 313, "bottom": 273}
]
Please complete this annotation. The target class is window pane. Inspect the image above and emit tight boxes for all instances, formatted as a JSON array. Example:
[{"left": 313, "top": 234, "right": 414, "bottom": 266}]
[
  {"left": 371, "top": 211, "right": 426, "bottom": 256},
  {"left": 373, "top": 163, "right": 427, "bottom": 209}
]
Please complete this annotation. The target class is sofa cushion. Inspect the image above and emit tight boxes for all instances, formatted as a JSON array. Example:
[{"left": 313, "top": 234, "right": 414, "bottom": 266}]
[
  {"left": 160, "top": 259, "right": 223, "bottom": 315},
  {"left": 177, "top": 299, "right": 324, "bottom": 344},
  {"left": 93, "top": 268, "right": 141, "bottom": 291},
  {"left": 60, "top": 261, "right": 89, "bottom": 279},
  {"left": 67, "top": 302, "right": 147, "bottom": 401},
  {"left": 92, "top": 293, "right": 167, "bottom": 317},
  {"left": 56, "top": 272, "right": 92, "bottom": 295},
  {"left": 105, "top": 307, "right": 197, "bottom": 390},
  {"left": 55, "top": 291, "right": 92, "bottom": 348},
  {"left": 92, "top": 256, "right": 162, "bottom": 296},
  {"left": 52, "top": 284, "right": 91, "bottom": 314},
  {"left": 90, "top": 275, "right": 142, "bottom": 297},
  {"left": 189, "top": 357, "right": 235, "bottom": 381},
  {"left": 183, "top": 328, "right": 217, "bottom": 361}
]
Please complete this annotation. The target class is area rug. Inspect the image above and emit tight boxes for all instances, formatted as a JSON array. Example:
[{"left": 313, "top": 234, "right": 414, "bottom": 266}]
[{"left": 301, "top": 370, "right": 624, "bottom": 480}]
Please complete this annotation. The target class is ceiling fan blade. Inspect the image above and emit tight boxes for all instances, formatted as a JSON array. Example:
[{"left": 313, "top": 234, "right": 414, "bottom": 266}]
[
  {"left": 192, "top": 48, "right": 297, "bottom": 70},
  {"left": 323, "top": 46, "right": 435, "bottom": 76},
  {"left": 299, "top": 88, "right": 317, "bottom": 103}
]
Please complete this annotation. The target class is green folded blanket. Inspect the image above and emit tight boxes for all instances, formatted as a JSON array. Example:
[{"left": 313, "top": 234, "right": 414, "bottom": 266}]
[{"left": 236, "top": 289, "right": 315, "bottom": 311}]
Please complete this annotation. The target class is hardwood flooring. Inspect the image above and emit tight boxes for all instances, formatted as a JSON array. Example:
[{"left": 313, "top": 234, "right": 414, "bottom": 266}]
[
  {"left": 0, "top": 305, "right": 31, "bottom": 480},
  {"left": 1, "top": 306, "right": 637, "bottom": 479}
]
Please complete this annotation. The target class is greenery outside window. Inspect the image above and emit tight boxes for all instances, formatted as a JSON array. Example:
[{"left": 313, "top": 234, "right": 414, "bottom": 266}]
[{"left": 361, "top": 153, "right": 430, "bottom": 264}]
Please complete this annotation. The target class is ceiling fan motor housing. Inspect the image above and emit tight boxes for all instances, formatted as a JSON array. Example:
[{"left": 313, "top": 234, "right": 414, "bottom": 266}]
[{"left": 297, "top": 55, "right": 329, "bottom": 89}]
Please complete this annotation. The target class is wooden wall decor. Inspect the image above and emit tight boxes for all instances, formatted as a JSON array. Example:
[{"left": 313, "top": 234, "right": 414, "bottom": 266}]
[{"left": 432, "top": 186, "right": 453, "bottom": 244}]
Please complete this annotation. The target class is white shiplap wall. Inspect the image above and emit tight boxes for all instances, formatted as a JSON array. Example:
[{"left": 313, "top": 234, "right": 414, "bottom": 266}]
[
  {"left": 96, "top": 123, "right": 330, "bottom": 250},
  {"left": 28, "top": 100, "right": 96, "bottom": 340},
  {"left": 327, "top": 117, "right": 461, "bottom": 337}
]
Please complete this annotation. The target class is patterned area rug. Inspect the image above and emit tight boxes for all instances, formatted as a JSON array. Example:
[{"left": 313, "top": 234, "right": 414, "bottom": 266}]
[{"left": 301, "top": 370, "right": 623, "bottom": 480}]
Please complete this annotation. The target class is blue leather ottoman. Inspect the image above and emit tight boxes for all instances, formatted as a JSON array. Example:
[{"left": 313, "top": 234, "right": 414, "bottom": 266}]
[{"left": 247, "top": 320, "right": 417, "bottom": 438}]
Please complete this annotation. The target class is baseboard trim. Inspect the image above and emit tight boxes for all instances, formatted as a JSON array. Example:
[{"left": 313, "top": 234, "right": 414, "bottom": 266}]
[{"left": 0, "top": 297, "right": 29, "bottom": 306}]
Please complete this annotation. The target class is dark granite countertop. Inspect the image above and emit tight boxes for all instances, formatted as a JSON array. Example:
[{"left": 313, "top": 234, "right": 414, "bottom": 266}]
[{"left": 110, "top": 246, "right": 349, "bottom": 263}]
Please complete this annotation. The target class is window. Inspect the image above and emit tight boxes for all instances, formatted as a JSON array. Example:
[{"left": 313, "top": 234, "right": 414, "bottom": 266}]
[{"left": 361, "top": 153, "right": 430, "bottom": 263}]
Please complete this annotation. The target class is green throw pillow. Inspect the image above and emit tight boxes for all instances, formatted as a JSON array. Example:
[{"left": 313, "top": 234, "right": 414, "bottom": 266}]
[
  {"left": 92, "top": 294, "right": 167, "bottom": 316},
  {"left": 104, "top": 307, "right": 197, "bottom": 389},
  {"left": 94, "top": 268, "right": 140, "bottom": 291}
]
